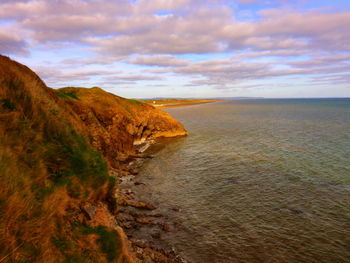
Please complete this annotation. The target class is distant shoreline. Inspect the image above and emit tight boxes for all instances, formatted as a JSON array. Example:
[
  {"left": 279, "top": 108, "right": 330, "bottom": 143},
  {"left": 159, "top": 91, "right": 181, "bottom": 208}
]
[{"left": 143, "top": 99, "right": 223, "bottom": 109}]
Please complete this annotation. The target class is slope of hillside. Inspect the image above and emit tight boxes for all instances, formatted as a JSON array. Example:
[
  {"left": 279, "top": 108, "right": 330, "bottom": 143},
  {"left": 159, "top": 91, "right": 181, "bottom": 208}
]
[
  {"left": 54, "top": 87, "right": 187, "bottom": 166},
  {"left": 0, "top": 55, "right": 187, "bottom": 262}
]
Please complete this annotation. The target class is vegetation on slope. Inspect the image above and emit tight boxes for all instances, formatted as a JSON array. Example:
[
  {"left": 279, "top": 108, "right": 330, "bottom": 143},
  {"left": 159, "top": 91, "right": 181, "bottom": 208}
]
[
  {"left": 54, "top": 86, "right": 187, "bottom": 165},
  {"left": 0, "top": 55, "right": 187, "bottom": 262},
  {"left": 0, "top": 55, "right": 125, "bottom": 262}
]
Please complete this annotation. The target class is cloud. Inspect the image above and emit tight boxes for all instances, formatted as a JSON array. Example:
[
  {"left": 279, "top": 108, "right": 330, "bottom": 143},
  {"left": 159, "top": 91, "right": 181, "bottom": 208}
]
[
  {"left": 2, "top": 0, "right": 350, "bottom": 55},
  {"left": 61, "top": 56, "right": 125, "bottom": 66},
  {"left": 288, "top": 54, "right": 350, "bottom": 68},
  {"left": 0, "top": 0, "right": 132, "bottom": 19},
  {"left": 175, "top": 58, "right": 268, "bottom": 76},
  {"left": 34, "top": 65, "right": 161, "bottom": 88},
  {"left": 135, "top": 0, "right": 192, "bottom": 13},
  {"left": 0, "top": 29, "right": 28, "bottom": 55},
  {"left": 309, "top": 74, "right": 350, "bottom": 85},
  {"left": 129, "top": 55, "right": 189, "bottom": 67},
  {"left": 34, "top": 67, "right": 122, "bottom": 82},
  {"left": 165, "top": 54, "right": 350, "bottom": 89},
  {"left": 1, "top": 0, "right": 349, "bottom": 96},
  {"left": 233, "top": 49, "right": 308, "bottom": 59},
  {"left": 237, "top": 0, "right": 260, "bottom": 4},
  {"left": 106, "top": 74, "right": 162, "bottom": 81},
  {"left": 171, "top": 58, "right": 274, "bottom": 87},
  {"left": 84, "top": 7, "right": 350, "bottom": 56}
]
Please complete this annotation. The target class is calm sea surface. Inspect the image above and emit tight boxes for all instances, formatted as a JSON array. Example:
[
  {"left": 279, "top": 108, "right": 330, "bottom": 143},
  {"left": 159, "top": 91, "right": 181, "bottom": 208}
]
[{"left": 134, "top": 99, "right": 350, "bottom": 263}]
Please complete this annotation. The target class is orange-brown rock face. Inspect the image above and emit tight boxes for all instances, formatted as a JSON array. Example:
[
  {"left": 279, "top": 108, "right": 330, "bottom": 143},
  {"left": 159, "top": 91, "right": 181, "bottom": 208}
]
[{"left": 55, "top": 87, "right": 187, "bottom": 166}]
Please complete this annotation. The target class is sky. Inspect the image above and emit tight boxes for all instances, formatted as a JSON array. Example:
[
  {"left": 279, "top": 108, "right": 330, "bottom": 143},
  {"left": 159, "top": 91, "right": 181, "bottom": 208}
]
[{"left": 1, "top": 0, "right": 350, "bottom": 98}]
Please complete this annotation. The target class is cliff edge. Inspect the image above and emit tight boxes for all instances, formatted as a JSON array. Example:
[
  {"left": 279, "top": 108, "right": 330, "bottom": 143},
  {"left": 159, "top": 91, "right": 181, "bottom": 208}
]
[
  {"left": 54, "top": 86, "right": 187, "bottom": 166},
  {"left": 0, "top": 55, "right": 186, "bottom": 262}
]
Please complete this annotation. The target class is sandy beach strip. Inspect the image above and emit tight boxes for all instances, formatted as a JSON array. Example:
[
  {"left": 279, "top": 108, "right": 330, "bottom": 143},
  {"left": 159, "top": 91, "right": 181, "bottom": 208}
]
[{"left": 143, "top": 99, "right": 223, "bottom": 109}]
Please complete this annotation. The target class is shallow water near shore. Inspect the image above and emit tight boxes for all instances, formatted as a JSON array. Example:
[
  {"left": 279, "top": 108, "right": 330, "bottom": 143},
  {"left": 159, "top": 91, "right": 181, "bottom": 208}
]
[{"left": 131, "top": 99, "right": 350, "bottom": 263}]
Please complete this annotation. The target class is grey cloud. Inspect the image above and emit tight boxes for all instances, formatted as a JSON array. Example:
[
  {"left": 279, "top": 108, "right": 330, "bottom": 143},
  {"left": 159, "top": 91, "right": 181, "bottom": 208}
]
[
  {"left": 86, "top": 31, "right": 223, "bottom": 55},
  {"left": 175, "top": 59, "right": 268, "bottom": 76},
  {"left": 106, "top": 74, "right": 162, "bottom": 81},
  {"left": 135, "top": 0, "right": 192, "bottom": 13},
  {"left": 34, "top": 67, "right": 122, "bottom": 82},
  {"left": 237, "top": 0, "right": 260, "bottom": 4},
  {"left": 241, "top": 37, "right": 307, "bottom": 50},
  {"left": 0, "top": 29, "right": 28, "bottom": 55},
  {"left": 61, "top": 56, "right": 125, "bottom": 66},
  {"left": 234, "top": 49, "right": 308, "bottom": 58},
  {"left": 0, "top": 0, "right": 132, "bottom": 19},
  {"left": 3, "top": 0, "right": 350, "bottom": 55},
  {"left": 95, "top": 80, "right": 138, "bottom": 86},
  {"left": 170, "top": 55, "right": 350, "bottom": 88},
  {"left": 129, "top": 55, "right": 189, "bottom": 67},
  {"left": 288, "top": 54, "right": 350, "bottom": 68}
]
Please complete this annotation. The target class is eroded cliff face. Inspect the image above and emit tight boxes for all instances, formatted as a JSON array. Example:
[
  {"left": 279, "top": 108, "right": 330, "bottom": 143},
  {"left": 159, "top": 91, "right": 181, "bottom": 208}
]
[
  {"left": 54, "top": 87, "right": 187, "bottom": 166},
  {"left": 0, "top": 55, "right": 186, "bottom": 262}
]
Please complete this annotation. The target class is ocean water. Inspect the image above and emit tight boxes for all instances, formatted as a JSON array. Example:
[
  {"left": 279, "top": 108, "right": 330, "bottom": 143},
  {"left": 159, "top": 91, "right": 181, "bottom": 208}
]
[{"left": 134, "top": 99, "right": 350, "bottom": 263}]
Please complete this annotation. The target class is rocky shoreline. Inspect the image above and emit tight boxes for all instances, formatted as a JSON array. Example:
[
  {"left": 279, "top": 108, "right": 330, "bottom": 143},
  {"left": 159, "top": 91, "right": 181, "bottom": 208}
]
[{"left": 110, "top": 139, "right": 189, "bottom": 263}]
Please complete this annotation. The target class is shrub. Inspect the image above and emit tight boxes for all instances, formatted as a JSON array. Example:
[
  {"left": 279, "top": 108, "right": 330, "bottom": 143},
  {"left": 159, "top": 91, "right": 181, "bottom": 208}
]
[{"left": 1, "top": 99, "right": 16, "bottom": 111}]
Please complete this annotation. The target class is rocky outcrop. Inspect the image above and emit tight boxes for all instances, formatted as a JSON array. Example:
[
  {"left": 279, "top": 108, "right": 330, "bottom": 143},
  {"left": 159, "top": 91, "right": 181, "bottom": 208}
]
[{"left": 55, "top": 87, "right": 187, "bottom": 166}]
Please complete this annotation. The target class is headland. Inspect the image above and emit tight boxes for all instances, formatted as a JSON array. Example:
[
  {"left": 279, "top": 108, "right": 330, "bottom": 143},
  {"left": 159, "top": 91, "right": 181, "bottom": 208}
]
[{"left": 0, "top": 55, "right": 189, "bottom": 262}]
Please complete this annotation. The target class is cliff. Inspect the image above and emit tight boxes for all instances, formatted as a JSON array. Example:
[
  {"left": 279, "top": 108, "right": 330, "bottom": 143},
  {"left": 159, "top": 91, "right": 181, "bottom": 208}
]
[
  {"left": 54, "top": 87, "right": 187, "bottom": 166},
  {"left": 0, "top": 55, "right": 187, "bottom": 262}
]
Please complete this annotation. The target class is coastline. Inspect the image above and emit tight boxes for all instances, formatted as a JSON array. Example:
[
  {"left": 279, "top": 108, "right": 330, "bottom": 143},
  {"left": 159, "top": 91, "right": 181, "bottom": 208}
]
[
  {"left": 113, "top": 138, "right": 189, "bottom": 263},
  {"left": 143, "top": 99, "right": 223, "bottom": 109},
  {"left": 115, "top": 100, "right": 224, "bottom": 262}
]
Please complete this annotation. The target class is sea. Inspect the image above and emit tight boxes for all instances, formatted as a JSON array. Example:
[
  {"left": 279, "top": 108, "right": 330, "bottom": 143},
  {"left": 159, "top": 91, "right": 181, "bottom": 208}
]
[{"left": 131, "top": 99, "right": 350, "bottom": 263}]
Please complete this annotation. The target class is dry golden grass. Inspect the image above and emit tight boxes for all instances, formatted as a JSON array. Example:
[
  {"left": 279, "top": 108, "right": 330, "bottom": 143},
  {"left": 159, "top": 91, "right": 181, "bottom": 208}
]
[
  {"left": 54, "top": 86, "right": 187, "bottom": 166},
  {"left": 0, "top": 55, "right": 128, "bottom": 262}
]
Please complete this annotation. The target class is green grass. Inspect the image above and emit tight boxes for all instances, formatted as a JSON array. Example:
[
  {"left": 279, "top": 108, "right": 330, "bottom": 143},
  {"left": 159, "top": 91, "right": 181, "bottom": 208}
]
[
  {"left": 44, "top": 125, "right": 111, "bottom": 189},
  {"left": 52, "top": 235, "right": 92, "bottom": 263},
  {"left": 76, "top": 224, "right": 121, "bottom": 262},
  {"left": 31, "top": 183, "right": 54, "bottom": 203},
  {"left": 51, "top": 236, "right": 69, "bottom": 252},
  {"left": 56, "top": 90, "right": 79, "bottom": 100},
  {"left": 127, "top": 99, "right": 143, "bottom": 105}
]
